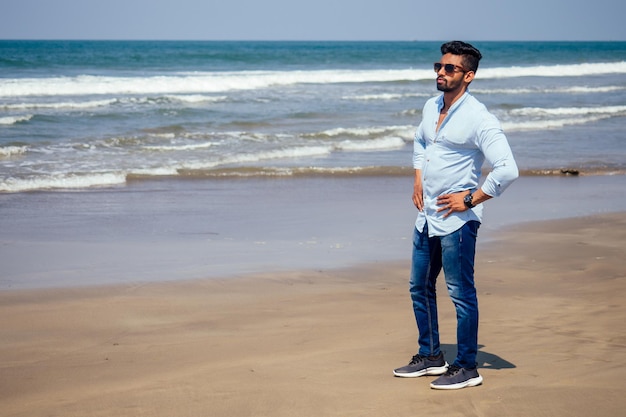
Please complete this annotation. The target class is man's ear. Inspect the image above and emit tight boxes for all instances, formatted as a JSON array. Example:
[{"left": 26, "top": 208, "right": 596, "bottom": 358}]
[{"left": 464, "top": 71, "right": 475, "bottom": 84}]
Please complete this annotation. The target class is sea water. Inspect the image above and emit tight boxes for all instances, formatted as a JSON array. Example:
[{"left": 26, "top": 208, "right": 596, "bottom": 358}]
[
  {"left": 1, "top": 41, "right": 625, "bottom": 289},
  {"left": 1, "top": 41, "right": 625, "bottom": 193}
]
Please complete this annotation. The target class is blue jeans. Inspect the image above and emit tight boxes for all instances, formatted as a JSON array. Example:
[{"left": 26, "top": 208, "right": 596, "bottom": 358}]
[{"left": 409, "top": 221, "right": 480, "bottom": 369}]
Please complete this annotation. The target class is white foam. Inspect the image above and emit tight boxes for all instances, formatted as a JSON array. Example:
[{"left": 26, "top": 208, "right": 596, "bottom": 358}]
[
  {"left": 336, "top": 137, "right": 406, "bottom": 151},
  {"left": 1, "top": 99, "right": 115, "bottom": 111},
  {"left": 502, "top": 114, "right": 614, "bottom": 131},
  {"left": 239, "top": 145, "right": 333, "bottom": 162},
  {"left": 343, "top": 92, "right": 430, "bottom": 101},
  {"left": 315, "top": 125, "right": 414, "bottom": 138},
  {"left": 477, "top": 85, "right": 626, "bottom": 95},
  {"left": 511, "top": 105, "right": 626, "bottom": 117},
  {"left": 479, "top": 61, "right": 626, "bottom": 79},
  {"left": 0, "top": 145, "right": 28, "bottom": 157},
  {"left": 143, "top": 142, "right": 214, "bottom": 152},
  {"left": 559, "top": 86, "right": 626, "bottom": 94},
  {"left": 3, "top": 62, "right": 623, "bottom": 98},
  {"left": 181, "top": 145, "right": 334, "bottom": 170},
  {"left": 0, "top": 172, "right": 127, "bottom": 193},
  {"left": 164, "top": 94, "right": 228, "bottom": 103},
  {"left": 129, "top": 167, "right": 180, "bottom": 176},
  {"left": 0, "top": 115, "right": 33, "bottom": 125},
  {"left": 498, "top": 104, "right": 626, "bottom": 131}
]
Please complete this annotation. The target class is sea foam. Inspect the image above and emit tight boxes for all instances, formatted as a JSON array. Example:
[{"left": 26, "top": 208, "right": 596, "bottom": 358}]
[
  {"left": 0, "top": 145, "right": 28, "bottom": 157},
  {"left": 0, "top": 172, "right": 127, "bottom": 193},
  {"left": 2, "top": 62, "right": 624, "bottom": 98},
  {"left": 336, "top": 137, "right": 407, "bottom": 151},
  {"left": 0, "top": 115, "right": 33, "bottom": 125},
  {"left": 511, "top": 105, "right": 626, "bottom": 117}
]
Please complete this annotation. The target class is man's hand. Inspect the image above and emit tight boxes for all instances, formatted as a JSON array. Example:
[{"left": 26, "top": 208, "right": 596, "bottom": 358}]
[
  {"left": 413, "top": 170, "right": 423, "bottom": 211},
  {"left": 436, "top": 191, "right": 470, "bottom": 218}
]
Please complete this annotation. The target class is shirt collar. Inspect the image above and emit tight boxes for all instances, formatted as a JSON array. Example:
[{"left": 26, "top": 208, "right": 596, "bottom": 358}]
[{"left": 436, "top": 90, "right": 471, "bottom": 114}]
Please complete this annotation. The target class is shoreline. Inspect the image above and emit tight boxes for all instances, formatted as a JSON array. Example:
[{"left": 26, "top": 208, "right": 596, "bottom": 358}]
[
  {"left": 1, "top": 174, "right": 626, "bottom": 290},
  {"left": 1, "top": 208, "right": 624, "bottom": 294},
  {"left": 3, "top": 164, "right": 625, "bottom": 194},
  {"left": 1, "top": 211, "right": 624, "bottom": 416}
]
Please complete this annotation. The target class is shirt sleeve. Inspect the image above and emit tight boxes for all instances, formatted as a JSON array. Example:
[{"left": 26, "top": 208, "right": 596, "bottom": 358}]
[{"left": 477, "top": 116, "right": 519, "bottom": 197}]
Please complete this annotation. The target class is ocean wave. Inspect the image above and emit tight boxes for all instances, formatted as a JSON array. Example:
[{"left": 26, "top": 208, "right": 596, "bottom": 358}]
[
  {"left": 173, "top": 145, "right": 335, "bottom": 173},
  {"left": 501, "top": 105, "right": 626, "bottom": 131},
  {"left": 502, "top": 115, "right": 614, "bottom": 131},
  {"left": 344, "top": 85, "right": 625, "bottom": 100},
  {"left": 0, "top": 115, "right": 33, "bottom": 125},
  {"left": 0, "top": 70, "right": 415, "bottom": 98},
  {"left": 174, "top": 165, "right": 626, "bottom": 179},
  {"left": 0, "top": 172, "right": 127, "bottom": 193},
  {"left": 175, "top": 165, "right": 413, "bottom": 178},
  {"left": 1, "top": 95, "right": 228, "bottom": 112},
  {"left": 0, "top": 145, "right": 28, "bottom": 157},
  {"left": 143, "top": 142, "right": 215, "bottom": 152},
  {"left": 519, "top": 168, "right": 626, "bottom": 176},
  {"left": 342, "top": 92, "right": 431, "bottom": 101},
  {"left": 475, "top": 85, "right": 626, "bottom": 95},
  {"left": 2, "top": 62, "right": 624, "bottom": 98},
  {"left": 479, "top": 62, "right": 626, "bottom": 79},
  {"left": 1, "top": 99, "right": 115, "bottom": 111},
  {"left": 128, "top": 167, "right": 180, "bottom": 177},
  {"left": 510, "top": 105, "right": 626, "bottom": 117},
  {"left": 219, "top": 145, "right": 334, "bottom": 164},
  {"left": 336, "top": 137, "right": 406, "bottom": 151},
  {"left": 310, "top": 125, "right": 414, "bottom": 139},
  {"left": 3, "top": 164, "right": 624, "bottom": 193},
  {"left": 164, "top": 94, "right": 229, "bottom": 104}
]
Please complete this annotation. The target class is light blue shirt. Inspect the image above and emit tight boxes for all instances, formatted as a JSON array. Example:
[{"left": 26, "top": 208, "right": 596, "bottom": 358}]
[{"left": 413, "top": 91, "right": 518, "bottom": 237}]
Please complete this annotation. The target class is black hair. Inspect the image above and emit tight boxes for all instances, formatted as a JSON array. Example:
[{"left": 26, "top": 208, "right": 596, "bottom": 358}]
[{"left": 440, "top": 41, "right": 482, "bottom": 72}]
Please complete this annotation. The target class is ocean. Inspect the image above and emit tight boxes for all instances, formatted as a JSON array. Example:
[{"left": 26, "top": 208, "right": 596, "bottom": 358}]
[
  {"left": 1, "top": 41, "right": 626, "bottom": 289},
  {"left": 1, "top": 40, "right": 625, "bottom": 193}
]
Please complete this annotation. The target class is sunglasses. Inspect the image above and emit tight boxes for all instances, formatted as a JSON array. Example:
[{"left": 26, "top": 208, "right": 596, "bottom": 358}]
[{"left": 433, "top": 62, "right": 468, "bottom": 74}]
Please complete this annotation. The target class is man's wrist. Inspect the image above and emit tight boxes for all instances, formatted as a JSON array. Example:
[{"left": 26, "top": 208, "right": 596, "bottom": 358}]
[{"left": 463, "top": 191, "right": 475, "bottom": 209}]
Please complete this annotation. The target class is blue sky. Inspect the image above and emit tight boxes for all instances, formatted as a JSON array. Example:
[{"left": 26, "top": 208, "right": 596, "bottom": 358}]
[{"left": 1, "top": 0, "right": 625, "bottom": 41}]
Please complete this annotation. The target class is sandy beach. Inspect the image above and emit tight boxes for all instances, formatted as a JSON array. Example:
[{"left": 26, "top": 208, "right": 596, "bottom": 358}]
[
  {"left": 1, "top": 210, "right": 624, "bottom": 417},
  {"left": 3, "top": 38, "right": 626, "bottom": 417}
]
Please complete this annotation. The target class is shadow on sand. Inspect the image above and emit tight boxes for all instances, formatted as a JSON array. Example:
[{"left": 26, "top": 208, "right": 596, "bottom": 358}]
[{"left": 441, "top": 344, "right": 516, "bottom": 370}]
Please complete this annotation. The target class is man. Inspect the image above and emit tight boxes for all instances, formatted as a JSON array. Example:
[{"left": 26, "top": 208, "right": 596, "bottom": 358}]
[{"left": 393, "top": 41, "right": 518, "bottom": 390}]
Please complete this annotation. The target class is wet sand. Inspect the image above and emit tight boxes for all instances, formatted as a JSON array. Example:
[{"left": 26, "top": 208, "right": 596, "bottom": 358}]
[
  {"left": 1, "top": 211, "right": 624, "bottom": 417},
  {"left": 2, "top": 174, "right": 625, "bottom": 290}
]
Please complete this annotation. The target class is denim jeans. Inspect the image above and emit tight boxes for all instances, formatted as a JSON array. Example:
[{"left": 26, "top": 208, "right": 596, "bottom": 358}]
[{"left": 409, "top": 220, "right": 480, "bottom": 369}]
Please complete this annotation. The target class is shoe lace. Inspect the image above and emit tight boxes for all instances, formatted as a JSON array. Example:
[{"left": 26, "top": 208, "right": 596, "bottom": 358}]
[
  {"left": 444, "top": 364, "right": 461, "bottom": 376},
  {"left": 409, "top": 354, "right": 425, "bottom": 365}
]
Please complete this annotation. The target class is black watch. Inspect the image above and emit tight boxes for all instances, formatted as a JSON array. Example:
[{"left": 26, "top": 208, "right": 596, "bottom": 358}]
[{"left": 463, "top": 192, "right": 475, "bottom": 209}]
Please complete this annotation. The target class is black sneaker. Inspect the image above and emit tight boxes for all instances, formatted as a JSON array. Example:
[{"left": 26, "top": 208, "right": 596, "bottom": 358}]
[
  {"left": 393, "top": 353, "right": 449, "bottom": 377},
  {"left": 430, "top": 365, "right": 483, "bottom": 390}
]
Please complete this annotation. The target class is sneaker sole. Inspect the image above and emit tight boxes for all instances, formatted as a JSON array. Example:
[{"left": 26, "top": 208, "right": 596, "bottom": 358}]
[
  {"left": 430, "top": 374, "right": 483, "bottom": 390},
  {"left": 393, "top": 363, "right": 449, "bottom": 378}
]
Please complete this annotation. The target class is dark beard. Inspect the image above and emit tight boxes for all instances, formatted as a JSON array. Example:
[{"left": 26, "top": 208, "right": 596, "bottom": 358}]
[
  {"left": 436, "top": 80, "right": 455, "bottom": 92},
  {"left": 436, "top": 77, "right": 462, "bottom": 93}
]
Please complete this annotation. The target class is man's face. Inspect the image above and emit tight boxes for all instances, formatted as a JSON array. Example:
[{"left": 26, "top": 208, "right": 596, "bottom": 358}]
[{"left": 435, "top": 53, "right": 470, "bottom": 93}]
